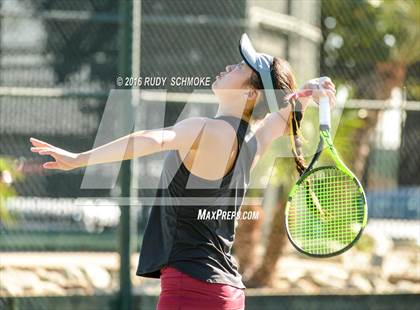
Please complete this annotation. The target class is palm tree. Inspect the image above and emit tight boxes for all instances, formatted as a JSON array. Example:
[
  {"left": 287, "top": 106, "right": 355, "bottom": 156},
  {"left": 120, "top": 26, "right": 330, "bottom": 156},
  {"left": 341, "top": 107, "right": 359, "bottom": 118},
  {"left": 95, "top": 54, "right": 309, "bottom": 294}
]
[
  {"left": 324, "top": 0, "right": 420, "bottom": 179},
  {"left": 237, "top": 0, "right": 420, "bottom": 288},
  {"left": 351, "top": 0, "right": 420, "bottom": 179}
]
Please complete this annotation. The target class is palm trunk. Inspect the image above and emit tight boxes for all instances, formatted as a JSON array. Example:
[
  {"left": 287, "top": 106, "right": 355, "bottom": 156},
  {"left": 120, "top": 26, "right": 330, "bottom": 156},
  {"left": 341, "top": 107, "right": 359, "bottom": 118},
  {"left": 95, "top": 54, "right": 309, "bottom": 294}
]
[
  {"left": 234, "top": 200, "right": 264, "bottom": 280},
  {"left": 352, "top": 61, "right": 406, "bottom": 180},
  {"left": 245, "top": 187, "right": 286, "bottom": 288}
]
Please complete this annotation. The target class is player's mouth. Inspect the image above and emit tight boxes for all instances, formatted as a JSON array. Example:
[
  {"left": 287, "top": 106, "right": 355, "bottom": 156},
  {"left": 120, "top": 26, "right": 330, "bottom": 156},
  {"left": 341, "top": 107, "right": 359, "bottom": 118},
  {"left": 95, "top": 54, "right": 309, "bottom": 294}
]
[{"left": 216, "top": 72, "right": 226, "bottom": 80}]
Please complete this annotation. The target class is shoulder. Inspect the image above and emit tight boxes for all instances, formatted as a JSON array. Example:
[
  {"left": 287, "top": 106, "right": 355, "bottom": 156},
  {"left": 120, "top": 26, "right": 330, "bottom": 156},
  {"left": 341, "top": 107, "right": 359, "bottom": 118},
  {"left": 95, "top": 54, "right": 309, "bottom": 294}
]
[
  {"left": 172, "top": 117, "right": 236, "bottom": 151},
  {"left": 203, "top": 118, "right": 239, "bottom": 149},
  {"left": 171, "top": 117, "right": 207, "bottom": 143},
  {"left": 173, "top": 117, "right": 207, "bottom": 132},
  {"left": 174, "top": 117, "right": 236, "bottom": 139}
]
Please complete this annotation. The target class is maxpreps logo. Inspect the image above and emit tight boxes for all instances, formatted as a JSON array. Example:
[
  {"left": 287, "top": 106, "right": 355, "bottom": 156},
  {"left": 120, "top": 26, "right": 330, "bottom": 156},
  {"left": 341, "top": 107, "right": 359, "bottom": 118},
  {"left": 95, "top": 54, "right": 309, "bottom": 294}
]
[{"left": 197, "top": 209, "right": 260, "bottom": 221}]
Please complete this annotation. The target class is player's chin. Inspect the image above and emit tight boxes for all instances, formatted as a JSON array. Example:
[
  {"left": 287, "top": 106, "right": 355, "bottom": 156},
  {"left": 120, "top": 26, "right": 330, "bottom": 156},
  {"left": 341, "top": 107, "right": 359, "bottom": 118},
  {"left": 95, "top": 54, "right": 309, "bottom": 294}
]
[{"left": 211, "top": 79, "right": 222, "bottom": 92}]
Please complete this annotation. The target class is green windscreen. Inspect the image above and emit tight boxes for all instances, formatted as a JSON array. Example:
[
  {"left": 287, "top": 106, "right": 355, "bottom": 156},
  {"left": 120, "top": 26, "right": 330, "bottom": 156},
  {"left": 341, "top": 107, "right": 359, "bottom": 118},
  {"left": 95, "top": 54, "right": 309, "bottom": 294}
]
[{"left": 286, "top": 167, "right": 366, "bottom": 256}]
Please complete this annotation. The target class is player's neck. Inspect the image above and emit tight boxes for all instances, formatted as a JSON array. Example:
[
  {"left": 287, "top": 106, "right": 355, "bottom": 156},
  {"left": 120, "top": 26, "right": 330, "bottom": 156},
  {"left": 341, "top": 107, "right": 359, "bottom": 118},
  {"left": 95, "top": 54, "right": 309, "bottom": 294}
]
[{"left": 215, "top": 103, "right": 249, "bottom": 122}]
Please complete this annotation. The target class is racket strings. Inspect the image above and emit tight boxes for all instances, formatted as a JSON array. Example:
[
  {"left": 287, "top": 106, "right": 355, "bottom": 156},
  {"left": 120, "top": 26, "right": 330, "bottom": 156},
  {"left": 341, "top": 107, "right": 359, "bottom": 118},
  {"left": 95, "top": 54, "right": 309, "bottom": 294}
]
[{"left": 287, "top": 167, "right": 365, "bottom": 255}]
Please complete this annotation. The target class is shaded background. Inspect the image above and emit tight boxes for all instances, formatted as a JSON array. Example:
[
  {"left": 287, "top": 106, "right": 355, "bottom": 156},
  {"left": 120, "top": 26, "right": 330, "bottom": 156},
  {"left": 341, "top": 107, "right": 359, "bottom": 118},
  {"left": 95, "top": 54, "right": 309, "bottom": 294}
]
[{"left": 0, "top": 0, "right": 419, "bottom": 309}]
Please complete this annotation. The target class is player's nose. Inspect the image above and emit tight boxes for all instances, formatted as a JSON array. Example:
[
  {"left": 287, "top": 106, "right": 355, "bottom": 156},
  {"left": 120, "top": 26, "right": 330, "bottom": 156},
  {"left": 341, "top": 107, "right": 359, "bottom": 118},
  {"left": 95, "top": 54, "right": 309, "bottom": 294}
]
[{"left": 225, "top": 65, "right": 234, "bottom": 72}]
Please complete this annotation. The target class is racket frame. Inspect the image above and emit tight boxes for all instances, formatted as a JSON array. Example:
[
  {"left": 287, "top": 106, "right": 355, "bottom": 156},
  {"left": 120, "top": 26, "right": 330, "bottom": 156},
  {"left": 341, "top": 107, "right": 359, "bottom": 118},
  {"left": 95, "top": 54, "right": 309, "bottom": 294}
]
[{"left": 285, "top": 128, "right": 368, "bottom": 258}]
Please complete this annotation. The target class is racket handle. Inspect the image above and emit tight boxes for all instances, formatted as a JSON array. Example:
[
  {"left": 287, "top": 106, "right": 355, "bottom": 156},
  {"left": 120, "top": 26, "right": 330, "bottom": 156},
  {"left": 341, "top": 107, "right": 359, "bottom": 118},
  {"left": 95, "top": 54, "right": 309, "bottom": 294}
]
[{"left": 319, "top": 96, "right": 331, "bottom": 128}]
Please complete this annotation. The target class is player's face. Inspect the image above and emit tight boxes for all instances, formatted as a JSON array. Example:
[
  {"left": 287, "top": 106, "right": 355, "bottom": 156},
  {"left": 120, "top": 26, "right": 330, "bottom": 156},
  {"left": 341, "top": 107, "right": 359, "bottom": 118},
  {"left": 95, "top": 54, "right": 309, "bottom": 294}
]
[{"left": 211, "top": 61, "right": 253, "bottom": 92}]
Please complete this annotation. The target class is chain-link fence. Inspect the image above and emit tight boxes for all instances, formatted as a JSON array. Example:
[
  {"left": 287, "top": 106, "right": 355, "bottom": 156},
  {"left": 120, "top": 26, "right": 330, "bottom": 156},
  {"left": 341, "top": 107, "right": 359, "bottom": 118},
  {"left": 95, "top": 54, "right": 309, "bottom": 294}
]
[{"left": 0, "top": 0, "right": 419, "bottom": 309}]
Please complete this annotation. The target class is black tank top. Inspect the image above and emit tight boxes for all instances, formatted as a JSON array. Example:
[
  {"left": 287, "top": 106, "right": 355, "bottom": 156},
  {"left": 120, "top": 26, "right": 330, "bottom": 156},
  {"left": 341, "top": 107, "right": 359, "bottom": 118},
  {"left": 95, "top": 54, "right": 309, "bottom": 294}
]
[{"left": 135, "top": 115, "right": 258, "bottom": 289}]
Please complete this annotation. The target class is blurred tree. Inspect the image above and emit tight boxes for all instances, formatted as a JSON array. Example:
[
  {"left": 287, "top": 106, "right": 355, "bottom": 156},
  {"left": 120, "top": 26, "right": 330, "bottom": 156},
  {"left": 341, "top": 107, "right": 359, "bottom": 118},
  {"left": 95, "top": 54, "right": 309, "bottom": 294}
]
[
  {"left": 234, "top": 201, "right": 264, "bottom": 280},
  {"left": 241, "top": 140, "right": 304, "bottom": 287},
  {"left": 30, "top": 0, "right": 119, "bottom": 87},
  {"left": 244, "top": 185, "right": 287, "bottom": 287},
  {"left": 241, "top": 0, "right": 420, "bottom": 288},
  {"left": 399, "top": 63, "right": 420, "bottom": 185},
  {"left": 0, "top": 158, "right": 23, "bottom": 227},
  {"left": 322, "top": 0, "right": 420, "bottom": 180}
]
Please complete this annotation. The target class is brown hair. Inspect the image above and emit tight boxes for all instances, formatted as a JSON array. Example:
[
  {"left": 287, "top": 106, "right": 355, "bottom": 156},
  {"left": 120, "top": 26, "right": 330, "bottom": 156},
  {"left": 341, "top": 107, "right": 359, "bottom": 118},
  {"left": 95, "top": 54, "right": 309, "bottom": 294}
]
[{"left": 246, "top": 57, "right": 307, "bottom": 176}]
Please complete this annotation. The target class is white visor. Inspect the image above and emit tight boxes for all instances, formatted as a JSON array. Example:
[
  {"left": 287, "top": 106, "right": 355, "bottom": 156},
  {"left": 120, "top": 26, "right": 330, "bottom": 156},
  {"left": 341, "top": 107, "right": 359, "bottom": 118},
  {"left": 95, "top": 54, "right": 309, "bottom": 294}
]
[{"left": 239, "top": 33, "right": 287, "bottom": 112}]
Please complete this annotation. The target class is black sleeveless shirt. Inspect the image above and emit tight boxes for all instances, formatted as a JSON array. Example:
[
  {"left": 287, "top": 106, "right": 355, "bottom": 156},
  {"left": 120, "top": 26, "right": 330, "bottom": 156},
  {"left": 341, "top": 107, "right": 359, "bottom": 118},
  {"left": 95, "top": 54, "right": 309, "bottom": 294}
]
[{"left": 135, "top": 115, "right": 258, "bottom": 289}]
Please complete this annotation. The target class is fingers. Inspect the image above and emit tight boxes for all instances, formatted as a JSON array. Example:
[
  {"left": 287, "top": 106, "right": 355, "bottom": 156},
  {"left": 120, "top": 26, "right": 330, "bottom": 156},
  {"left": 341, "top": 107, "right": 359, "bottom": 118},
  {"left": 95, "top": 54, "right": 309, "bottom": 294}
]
[
  {"left": 324, "top": 81, "right": 336, "bottom": 92},
  {"left": 30, "top": 147, "right": 57, "bottom": 158},
  {"left": 39, "top": 150, "right": 55, "bottom": 157},
  {"left": 311, "top": 89, "right": 336, "bottom": 108},
  {"left": 30, "top": 147, "right": 50, "bottom": 153},
  {"left": 31, "top": 149, "right": 59, "bottom": 169},
  {"left": 314, "top": 88, "right": 335, "bottom": 97},
  {"left": 286, "top": 88, "right": 336, "bottom": 109},
  {"left": 285, "top": 89, "right": 314, "bottom": 101},
  {"left": 319, "top": 77, "right": 336, "bottom": 93},
  {"left": 327, "top": 93, "right": 336, "bottom": 108},
  {"left": 29, "top": 141, "right": 63, "bottom": 170},
  {"left": 29, "top": 137, "right": 54, "bottom": 148},
  {"left": 324, "top": 89, "right": 336, "bottom": 108},
  {"left": 31, "top": 147, "right": 59, "bottom": 162},
  {"left": 43, "top": 162, "right": 58, "bottom": 169}
]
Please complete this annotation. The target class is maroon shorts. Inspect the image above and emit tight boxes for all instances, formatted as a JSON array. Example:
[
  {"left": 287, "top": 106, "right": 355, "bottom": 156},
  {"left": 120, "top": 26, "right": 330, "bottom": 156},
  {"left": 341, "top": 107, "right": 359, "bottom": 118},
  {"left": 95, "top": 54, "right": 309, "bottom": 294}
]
[{"left": 157, "top": 266, "right": 245, "bottom": 310}]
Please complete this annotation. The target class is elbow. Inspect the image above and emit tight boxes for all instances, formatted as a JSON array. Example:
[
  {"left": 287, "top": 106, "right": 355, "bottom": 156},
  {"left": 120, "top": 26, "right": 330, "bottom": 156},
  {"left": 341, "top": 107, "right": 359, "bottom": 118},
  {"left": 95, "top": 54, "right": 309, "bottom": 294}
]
[
  {"left": 124, "top": 134, "right": 137, "bottom": 160},
  {"left": 130, "top": 134, "right": 168, "bottom": 158}
]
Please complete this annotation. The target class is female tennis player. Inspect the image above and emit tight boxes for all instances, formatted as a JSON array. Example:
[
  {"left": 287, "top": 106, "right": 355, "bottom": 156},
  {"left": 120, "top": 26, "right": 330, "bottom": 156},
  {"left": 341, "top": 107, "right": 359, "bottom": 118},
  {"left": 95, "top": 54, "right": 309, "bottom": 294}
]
[{"left": 30, "top": 34, "right": 335, "bottom": 309}]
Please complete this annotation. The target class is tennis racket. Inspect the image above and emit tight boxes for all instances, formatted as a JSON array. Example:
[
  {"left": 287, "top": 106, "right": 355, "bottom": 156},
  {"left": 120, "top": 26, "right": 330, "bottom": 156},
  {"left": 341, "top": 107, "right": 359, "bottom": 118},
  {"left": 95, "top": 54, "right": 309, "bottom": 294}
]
[{"left": 285, "top": 90, "right": 368, "bottom": 257}]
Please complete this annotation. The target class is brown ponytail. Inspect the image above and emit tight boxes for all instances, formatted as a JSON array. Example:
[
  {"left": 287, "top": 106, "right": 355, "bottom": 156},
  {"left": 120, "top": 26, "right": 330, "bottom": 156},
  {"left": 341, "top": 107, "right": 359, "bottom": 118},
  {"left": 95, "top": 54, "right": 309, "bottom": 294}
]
[
  {"left": 246, "top": 57, "right": 307, "bottom": 176},
  {"left": 288, "top": 100, "right": 307, "bottom": 176}
]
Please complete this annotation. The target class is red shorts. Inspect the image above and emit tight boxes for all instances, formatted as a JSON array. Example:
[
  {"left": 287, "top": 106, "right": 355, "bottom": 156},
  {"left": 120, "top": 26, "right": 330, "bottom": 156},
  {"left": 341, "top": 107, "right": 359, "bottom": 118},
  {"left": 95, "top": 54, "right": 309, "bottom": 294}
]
[{"left": 157, "top": 266, "right": 245, "bottom": 310}]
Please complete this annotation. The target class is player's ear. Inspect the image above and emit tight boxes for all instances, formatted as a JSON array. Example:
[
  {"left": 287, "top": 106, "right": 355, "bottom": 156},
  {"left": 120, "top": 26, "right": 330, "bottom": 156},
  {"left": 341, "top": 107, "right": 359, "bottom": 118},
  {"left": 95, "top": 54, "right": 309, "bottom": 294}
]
[{"left": 244, "top": 88, "right": 259, "bottom": 101}]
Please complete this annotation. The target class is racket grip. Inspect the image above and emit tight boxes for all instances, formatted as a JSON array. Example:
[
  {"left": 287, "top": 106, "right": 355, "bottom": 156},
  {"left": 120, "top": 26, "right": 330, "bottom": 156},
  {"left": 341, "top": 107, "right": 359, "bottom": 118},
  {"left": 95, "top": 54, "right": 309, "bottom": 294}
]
[{"left": 319, "top": 96, "right": 331, "bottom": 128}]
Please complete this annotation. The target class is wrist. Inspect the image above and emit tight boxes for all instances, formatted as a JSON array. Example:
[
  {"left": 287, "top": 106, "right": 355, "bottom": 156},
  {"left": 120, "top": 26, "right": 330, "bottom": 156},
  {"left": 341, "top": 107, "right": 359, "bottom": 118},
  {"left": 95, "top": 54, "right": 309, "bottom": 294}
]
[
  {"left": 277, "top": 104, "right": 292, "bottom": 136},
  {"left": 277, "top": 109, "right": 289, "bottom": 123},
  {"left": 75, "top": 152, "right": 88, "bottom": 168}
]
